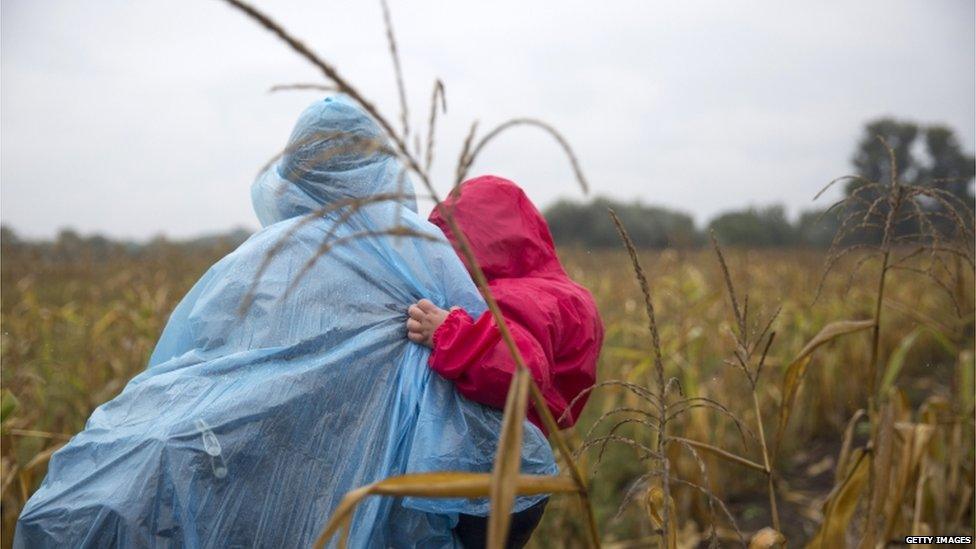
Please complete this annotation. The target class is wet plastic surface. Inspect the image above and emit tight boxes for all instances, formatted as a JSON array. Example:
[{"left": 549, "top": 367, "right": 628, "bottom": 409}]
[
  {"left": 428, "top": 176, "right": 604, "bottom": 431},
  {"left": 16, "top": 97, "right": 556, "bottom": 548}
]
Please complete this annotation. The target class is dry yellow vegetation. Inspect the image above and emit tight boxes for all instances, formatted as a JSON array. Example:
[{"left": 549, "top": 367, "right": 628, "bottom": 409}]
[{"left": 2, "top": 242, "right": 971, "bottom": 547}]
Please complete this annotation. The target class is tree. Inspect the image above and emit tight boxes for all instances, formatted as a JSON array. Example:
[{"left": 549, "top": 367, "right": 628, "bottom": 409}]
[
  {"left": 920, "top": 126, "right": 975, "bottom": 209},
  {"left": 0, "top": 225, "right": 19, "bottom": 246},
  {"left": 795, "top": 208, "right": 841, "bottom": 248},
  {"left": 707, "top": 205, "right": 796, "bottom": 247},
  {"left": 545, "top": 197, "right": 698, "bottom": 249},
  {"left": 849, "top": 119, "right": 920, "bottom": 191},
  {"left": 846, "top": 118, "right": 975, "bottom": 240}
]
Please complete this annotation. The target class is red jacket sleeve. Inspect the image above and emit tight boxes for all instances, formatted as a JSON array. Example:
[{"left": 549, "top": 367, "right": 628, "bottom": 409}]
[{"left": 428, "top": 308, "right": 559, "bottom": 432}]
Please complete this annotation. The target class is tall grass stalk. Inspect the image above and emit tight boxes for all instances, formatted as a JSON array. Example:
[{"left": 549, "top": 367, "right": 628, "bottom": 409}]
[
  {"left": 608, "top": 209, "right": 671, "bottom": 545},
  {"left": 708, "top": 231, "right": 781, "bottom": 534},
  {"left": 807, "top": 135, "right": 975, "bottom": 546},
  {"left": 219, "top": 1, "right": 597, "bottom": 546}
]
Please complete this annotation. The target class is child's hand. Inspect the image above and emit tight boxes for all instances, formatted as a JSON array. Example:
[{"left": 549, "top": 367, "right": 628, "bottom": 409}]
[{"left": 406, "top": 299, "right": 454, "bottom": 347}]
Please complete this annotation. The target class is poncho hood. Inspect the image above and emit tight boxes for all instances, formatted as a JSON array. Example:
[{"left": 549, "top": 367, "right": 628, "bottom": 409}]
[
  {"left": 251, "top": 95, "right": 416, "bottom": 227},
  {"left": 429, "top": 175, "right": 563, "bottom": 280},
  {"left": 16, "top": 100, "right": 556, "bottom": 549}
]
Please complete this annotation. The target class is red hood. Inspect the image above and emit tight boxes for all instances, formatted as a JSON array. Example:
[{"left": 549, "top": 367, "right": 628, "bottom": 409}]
[{"left": 429, "top": 176, "right": 564, "bottom": 280}]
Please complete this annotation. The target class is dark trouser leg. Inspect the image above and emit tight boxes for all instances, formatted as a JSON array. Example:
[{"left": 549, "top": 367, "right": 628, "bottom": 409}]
[{"left": 454, "top": 498, "right": 548, "bottom": 549}]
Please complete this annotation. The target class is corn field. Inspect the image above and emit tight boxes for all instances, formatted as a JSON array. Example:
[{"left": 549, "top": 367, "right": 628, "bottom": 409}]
[
  {"left": 2, "top": 239, "right": 972, "bottom": 547},
  {"left": 2, "top": 1, "right": 974, "bottom": 547}
]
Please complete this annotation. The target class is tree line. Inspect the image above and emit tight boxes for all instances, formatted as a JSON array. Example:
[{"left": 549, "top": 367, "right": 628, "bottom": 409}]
[
  {"left": 545, "top": 199, "right": 837, "bottom": 249},
  {"left": 546, "top": 118, "right": 974, "bottom": 249},
  {"left": 2, "top": 118, "right": 971, "bottom": 255}
]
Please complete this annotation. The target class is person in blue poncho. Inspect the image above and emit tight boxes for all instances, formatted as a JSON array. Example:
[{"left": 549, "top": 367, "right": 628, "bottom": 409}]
[{"left": 15, "top": 96, "right": 557, "bottom": 548}]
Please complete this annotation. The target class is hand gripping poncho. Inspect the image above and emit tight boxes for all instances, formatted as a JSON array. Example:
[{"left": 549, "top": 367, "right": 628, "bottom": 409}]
[{"left": 15, "top": 96, "right": 557, "bottom": 548}]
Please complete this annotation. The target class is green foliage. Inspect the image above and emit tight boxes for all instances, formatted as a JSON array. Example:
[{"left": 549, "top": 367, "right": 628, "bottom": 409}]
[
  {"left": 707, "top": 205, "right": 796, "bottom": 248},
  {"left": 846, "top": 118, "right": 975, "bottom": 242},
  {"left": 849, "top": 118, "right": 975, "bottom": 201},
  {"left": 545, "top": 197, "right": 698, "bottom": 249},
  {"left": 544, "top": 119, "right": 973, "bottom": 250},
  {"left": 2, "top": 239, "right": 972, "bottom": 546},
  {"left": 0, "top": 225, "right": 252, "bottom": 263},
  {"left": 795, "top": 208, "right": 841, "bottom": 248},
  {"left": 1, "top": 389, "right": 19, "bottom": 424}
]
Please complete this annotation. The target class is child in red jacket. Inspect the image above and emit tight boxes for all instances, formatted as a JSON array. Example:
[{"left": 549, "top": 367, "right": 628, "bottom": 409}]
[{"left": 406, "top": 175, "right": 604, "bottom": 434}]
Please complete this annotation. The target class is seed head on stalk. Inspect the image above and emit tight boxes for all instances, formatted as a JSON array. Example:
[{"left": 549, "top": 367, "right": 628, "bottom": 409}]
[
  {"left": 812, "top": 135, "right": 975, "bottom": 418},
  {"left": 814, "top": 136, "right": 974, "bottom": 312},
  {"left": 219, "top": 1, "right": 597, "bottom": 547},
  {"left": 809, "top": 136, "right": 974, "bottom": 546},
  {"left": 575, "top": 210, "right": 757, "bottom": 546}
]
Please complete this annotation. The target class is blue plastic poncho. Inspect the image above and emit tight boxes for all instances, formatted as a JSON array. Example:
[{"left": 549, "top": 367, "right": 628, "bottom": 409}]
[{"left": 16, "top": 96, "right": 557, "bottom": 548}]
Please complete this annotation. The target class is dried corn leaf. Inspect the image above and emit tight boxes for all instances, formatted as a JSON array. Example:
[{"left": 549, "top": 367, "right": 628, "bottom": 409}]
[
  {"left": 777, "top": 319, "right": 875, "bottom": 454},
  {"left": 314, "top": 472, "right": 578, "bottom": 548},
  {"left": 487, "top": 366, "right": 532, "bottom": 548},
  {"left": 807, "top": 450, "right": 870, "bottom": 549},
  {"left": 836, "top": 409, "right": 867, "bottom": 484}
]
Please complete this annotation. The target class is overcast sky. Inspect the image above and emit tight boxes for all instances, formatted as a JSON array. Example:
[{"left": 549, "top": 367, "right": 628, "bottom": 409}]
[{"left": 2, "top": 0, "right": 973, "bottom": 239}]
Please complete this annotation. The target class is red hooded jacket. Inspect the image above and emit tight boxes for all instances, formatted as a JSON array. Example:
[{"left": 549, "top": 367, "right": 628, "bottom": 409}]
[{"left": 428, "top": 175, "right": 604, "bottom": 433}]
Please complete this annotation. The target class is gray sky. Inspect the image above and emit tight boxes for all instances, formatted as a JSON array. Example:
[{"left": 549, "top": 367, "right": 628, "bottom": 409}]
[{"left": 2, "top": 0, "right": 973, "bottom": 239}]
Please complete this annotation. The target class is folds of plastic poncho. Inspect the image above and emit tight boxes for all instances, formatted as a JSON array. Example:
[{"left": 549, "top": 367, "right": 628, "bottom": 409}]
[{"left": 15, "top": 96, "right": 557, "bottom": 548}]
